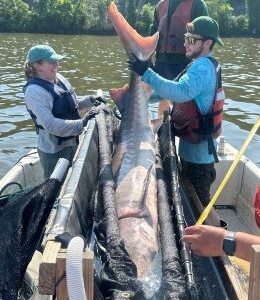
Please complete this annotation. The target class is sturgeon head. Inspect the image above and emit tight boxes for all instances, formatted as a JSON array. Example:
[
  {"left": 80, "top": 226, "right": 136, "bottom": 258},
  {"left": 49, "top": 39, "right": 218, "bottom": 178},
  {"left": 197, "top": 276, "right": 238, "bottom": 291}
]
[{"left": 108, "top": 2, "right": 160, "bottom": 279}]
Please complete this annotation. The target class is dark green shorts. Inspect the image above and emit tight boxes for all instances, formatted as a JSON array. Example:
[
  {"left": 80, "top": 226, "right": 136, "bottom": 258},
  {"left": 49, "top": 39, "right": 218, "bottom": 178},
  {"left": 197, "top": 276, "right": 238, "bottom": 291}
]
[
  {"left": 38, "top": 146, "right": 78, "bottom": 179},
  {"left": 181, "top": 159, "right": 216, "bottom": 207}
]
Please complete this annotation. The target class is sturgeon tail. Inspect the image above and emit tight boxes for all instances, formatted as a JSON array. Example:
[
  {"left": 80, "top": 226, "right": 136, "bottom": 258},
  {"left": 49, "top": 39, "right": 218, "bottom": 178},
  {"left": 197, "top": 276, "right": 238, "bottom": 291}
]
[{"left": 108, "top": 2, "right": 159, "bottom": 61}]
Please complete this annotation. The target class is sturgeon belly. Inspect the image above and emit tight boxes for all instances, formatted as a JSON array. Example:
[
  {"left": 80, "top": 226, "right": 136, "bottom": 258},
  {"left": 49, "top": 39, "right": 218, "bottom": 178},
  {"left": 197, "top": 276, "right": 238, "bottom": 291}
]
[
  {"left": 114, "top": 152, "right": 158, "bottom": 278},
  {"left": 108, "top": 1, "right": 160, "bottom": 279}
]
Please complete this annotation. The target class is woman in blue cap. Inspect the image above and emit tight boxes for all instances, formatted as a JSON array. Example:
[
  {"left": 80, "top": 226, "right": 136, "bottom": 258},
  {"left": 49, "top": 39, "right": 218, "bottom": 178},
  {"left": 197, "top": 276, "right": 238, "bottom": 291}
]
[{"left": 24, "top": 44, "right": 104, "bottom": 179}]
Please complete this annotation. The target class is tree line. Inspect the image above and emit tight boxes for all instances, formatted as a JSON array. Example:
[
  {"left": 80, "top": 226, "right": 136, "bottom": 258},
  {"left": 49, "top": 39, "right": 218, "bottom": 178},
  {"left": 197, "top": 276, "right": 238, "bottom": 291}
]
[{"left": 0, "top": 0, "right": 259, "bottom": 37}]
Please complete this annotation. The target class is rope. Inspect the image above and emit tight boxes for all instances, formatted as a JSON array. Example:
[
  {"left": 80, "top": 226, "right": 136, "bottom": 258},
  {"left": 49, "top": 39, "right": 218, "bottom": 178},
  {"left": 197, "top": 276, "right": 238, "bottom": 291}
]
[{"left": 0, "top": 182, "right": 23, "bottom": 196}]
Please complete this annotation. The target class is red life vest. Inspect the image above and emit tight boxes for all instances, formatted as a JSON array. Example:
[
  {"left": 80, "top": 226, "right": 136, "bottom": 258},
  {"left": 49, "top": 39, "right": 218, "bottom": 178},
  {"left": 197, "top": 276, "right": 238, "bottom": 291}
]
[
  {"left": 156, "top": 0, "right": 193, "bottom": 54},
  {"left": 170, "top": 57, "right": 225, "bottom": 160}
]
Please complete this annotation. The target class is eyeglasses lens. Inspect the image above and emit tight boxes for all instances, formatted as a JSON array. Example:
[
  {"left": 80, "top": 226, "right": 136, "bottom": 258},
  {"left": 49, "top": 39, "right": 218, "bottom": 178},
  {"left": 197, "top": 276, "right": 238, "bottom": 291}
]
[{"left": 185, "top": 36, "right": 196, "bottom": 45}]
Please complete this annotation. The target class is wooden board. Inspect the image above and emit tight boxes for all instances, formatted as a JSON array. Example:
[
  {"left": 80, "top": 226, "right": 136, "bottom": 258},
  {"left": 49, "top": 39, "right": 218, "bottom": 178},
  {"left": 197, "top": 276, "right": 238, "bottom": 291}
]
[
  {"left": 248, "top": 245, "right": 260, "bottom": 300},
  {"left": 39, "top": 241, "right": 94, "bottom": 299},
  {"left": 221, "top": 256, "right": 249, "bottom": 300},
  {"left": 56, "top": 249, "right": 94, "bottom": 300},
  {"left": 38, "top": 241, "right": 61, "bottom": 295}
]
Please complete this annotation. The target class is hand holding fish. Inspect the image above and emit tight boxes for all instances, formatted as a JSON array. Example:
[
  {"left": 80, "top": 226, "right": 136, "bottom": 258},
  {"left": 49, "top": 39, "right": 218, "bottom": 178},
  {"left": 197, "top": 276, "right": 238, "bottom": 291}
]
[
  {"left": 82, "top": 95, "right": 106, "bottom": 126},
  {"left": 91, "top": 95, "right": 106, "bottom": 106},
  {"left": 128, "top": 53, "right": 153, "bottom": 76}
]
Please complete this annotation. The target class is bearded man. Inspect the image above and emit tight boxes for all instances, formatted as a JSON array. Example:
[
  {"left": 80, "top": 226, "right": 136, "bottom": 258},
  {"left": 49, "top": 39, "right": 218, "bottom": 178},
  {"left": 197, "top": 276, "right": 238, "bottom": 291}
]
[{"left": 128, "top": 16, "right": 225, "bottom": 208}]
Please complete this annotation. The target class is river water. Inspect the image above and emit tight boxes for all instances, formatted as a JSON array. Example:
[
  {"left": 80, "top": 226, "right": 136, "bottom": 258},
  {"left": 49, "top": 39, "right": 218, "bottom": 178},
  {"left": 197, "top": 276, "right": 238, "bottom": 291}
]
[{"left": 0, "top": 33, "right": 259, "bottom": 179}]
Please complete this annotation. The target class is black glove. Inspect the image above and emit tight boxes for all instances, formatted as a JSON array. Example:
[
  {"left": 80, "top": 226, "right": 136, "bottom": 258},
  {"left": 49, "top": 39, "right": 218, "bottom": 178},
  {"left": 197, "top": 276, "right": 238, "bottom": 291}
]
[
  {"left": 82, "top": 111, "right": 90, "bottom": 127},
  {"left": 127, "top": 54, "right": 153, "bottom": 76},
  {"left": 90, "top": 95, "right": 106, "bottom": 106}
]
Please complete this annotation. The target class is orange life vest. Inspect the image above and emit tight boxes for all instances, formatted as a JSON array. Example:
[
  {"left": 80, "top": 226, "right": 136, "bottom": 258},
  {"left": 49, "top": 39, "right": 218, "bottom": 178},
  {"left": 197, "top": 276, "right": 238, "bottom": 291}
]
[
  {"left": 156, "top": 0, "right": 193, "bottom": 54},
  {"left": 171, "top": 57, "right": 225, "bottom": 161}
]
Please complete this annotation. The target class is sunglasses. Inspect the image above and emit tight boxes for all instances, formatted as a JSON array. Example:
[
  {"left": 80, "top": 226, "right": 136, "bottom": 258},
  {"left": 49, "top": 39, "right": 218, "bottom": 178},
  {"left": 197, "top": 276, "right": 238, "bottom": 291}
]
[{"left": 184, "top": 36, "right": 205, "bottom": 45}]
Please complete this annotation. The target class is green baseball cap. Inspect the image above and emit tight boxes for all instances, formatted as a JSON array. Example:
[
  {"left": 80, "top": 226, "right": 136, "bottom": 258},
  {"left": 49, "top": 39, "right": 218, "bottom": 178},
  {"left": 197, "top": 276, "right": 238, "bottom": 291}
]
[
  {"left": 27, "top": 44, "right": 65, "bottom": 64},
  {"left": 186, "top": 16, "right": 224, "bottom": 46}
]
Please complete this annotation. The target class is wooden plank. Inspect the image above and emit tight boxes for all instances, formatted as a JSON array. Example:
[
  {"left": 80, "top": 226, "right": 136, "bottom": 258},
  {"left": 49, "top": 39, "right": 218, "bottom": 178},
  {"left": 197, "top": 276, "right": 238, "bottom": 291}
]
[
  {"left": 248, "top": 245, "right": 260, "bottom": 300},
  {"left": 229, "top": 256, "right": 250, "bottom": 276},
  {"left": 38, "top": 241, "right": 61, "bottom": 295},
  {"left": 56, "top": 250, "right": 68, "bottom": 300},
  {"left": 221, "top": 256, "right": 248, "bottom": 300},
  {"left": 83, "top": 250, "right": 94, "bottom": 300},
  {"left": 56, "top": 249, "right": 94, "bottom": 300}
]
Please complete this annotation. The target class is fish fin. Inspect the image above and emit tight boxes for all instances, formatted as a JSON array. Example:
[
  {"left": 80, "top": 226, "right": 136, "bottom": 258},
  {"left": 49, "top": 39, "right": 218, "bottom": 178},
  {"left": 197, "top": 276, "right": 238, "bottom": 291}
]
[
  {"left": 109, "top": 84, "right": 129, "bottom": 112},
  {"left": 108, "top": 2, "right": 159, "bottom": 60},
  {"left": 143, "top": 82, "right": 154, "bottom": 101},
  {"left": 139, "top": 164, "right": 155, "bottom": 226},
  {"left": 151, "top": 117, "right": 163, "bottom": 135}
]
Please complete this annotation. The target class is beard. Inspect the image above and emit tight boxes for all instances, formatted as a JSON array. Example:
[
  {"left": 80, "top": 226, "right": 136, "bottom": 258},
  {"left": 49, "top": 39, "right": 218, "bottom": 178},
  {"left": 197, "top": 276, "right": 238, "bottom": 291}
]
[{"left": 186, "top": 43, "right": 204, "bottom": 60}]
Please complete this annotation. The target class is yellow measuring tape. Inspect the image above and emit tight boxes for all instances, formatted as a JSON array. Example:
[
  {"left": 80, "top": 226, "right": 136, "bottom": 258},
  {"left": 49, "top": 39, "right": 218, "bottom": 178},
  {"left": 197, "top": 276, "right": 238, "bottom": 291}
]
[{"left": 196, "top": 116, "right": 260, "bottom": 225}]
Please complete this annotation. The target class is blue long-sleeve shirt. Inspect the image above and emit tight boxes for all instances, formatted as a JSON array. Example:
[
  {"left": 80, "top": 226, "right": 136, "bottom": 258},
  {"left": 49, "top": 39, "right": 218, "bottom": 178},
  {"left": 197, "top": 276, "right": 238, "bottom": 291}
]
[{"left": 142, "top": 53, "right": 218, "bottom": 164}]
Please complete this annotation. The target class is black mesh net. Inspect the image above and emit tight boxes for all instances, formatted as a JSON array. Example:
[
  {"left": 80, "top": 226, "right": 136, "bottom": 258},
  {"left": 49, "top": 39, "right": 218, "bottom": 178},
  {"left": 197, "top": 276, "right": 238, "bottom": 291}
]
[
  {"left": 0, "top": 178, "right": 61, "bottom": 300},
  {"left": 92, "top": 106, "right": 195, "bottom": 299},
  {"left": 92, "top": 106, "right": 144, "bottom": 299}
]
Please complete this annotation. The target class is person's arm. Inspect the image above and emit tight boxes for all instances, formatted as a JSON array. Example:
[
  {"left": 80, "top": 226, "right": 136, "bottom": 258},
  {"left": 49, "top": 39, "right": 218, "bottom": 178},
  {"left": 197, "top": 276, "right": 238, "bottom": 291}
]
[
  {"left": 141, "top": 61, "right": 208, "bottom": 102},
  {"left": 25, "top": 85, "right": 84, "bottom": 136},
  {"left": 128, "top": 55, "right": 215, "bottom": 105},
  {"left": 77, "top": 95, "right": 94, "bottom": 111},
  {"left": 77, "top": 95, "right": 105, "bottom": 111},
  {"left": 191, "top": 0, "right": 208, "bottom": 20},
  {"left": 183, "top": 225, "right": 260, "bottom": 261},
  {"left": 233, "top": 231, "right": 260, "bottom": 261}
]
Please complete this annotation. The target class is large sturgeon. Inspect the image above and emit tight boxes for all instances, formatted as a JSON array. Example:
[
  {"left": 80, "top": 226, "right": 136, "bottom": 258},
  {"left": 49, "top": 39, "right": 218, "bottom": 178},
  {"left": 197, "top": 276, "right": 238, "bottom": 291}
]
[{"left": 108, "top": 2, "right": 160, "bottom": 278}]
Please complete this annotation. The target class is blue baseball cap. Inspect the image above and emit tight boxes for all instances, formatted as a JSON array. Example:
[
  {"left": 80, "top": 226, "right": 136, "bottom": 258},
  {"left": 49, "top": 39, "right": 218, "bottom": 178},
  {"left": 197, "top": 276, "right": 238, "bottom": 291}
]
[{"left": 27, "top": 44, "right": 65, "bottom": 64}]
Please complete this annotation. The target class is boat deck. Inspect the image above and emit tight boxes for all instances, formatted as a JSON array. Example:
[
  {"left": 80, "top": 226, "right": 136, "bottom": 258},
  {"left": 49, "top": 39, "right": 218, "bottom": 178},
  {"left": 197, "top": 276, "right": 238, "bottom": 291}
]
[
  {"left": 216, "top": 207, "right": 252, "bottom": 233},
  {"left": 1, "top": 112, "right": 260, "bottom": 299}
]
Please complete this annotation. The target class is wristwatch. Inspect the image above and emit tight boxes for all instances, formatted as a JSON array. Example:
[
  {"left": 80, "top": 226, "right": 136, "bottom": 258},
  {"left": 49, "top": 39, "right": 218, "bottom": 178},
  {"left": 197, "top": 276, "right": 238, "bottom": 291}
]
[{"left": 223, "top": 231, "right": 236, "bottom": 256}]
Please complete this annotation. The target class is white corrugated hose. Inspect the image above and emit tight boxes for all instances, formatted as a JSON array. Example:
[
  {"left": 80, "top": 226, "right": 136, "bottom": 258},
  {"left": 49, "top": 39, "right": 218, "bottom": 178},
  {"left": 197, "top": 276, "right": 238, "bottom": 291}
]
[{"left": 66, "top": 236, "right": 87, "bottom": 300}]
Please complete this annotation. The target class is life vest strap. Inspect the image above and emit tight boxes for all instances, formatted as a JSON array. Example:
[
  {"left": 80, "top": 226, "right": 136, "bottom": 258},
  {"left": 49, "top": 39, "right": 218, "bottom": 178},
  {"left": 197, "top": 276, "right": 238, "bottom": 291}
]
[
  {"left": 211, "top": 109, "right": 223, "bottom": 116},
  {"left": 207, "top": 135, "right": 219, "bottom": 163}
]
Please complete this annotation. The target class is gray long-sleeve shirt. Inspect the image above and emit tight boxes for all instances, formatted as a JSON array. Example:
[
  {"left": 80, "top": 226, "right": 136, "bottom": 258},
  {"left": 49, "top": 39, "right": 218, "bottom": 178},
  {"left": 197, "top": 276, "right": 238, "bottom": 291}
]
[{"left": 24, "top": 73, "right": 93, "bottom": 153}]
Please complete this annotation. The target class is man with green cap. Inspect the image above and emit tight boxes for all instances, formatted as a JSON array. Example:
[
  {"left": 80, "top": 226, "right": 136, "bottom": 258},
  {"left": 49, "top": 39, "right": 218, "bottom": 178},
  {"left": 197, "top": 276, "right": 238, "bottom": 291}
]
[
  {"left": 128, "top": 16, "right": 225, "bottom": 209},
  {"left": 23, "top": 44, "right": 105, "bottom": 179},
  {"left": 150, "top": 0, "right": 208, "bottom": 116}
]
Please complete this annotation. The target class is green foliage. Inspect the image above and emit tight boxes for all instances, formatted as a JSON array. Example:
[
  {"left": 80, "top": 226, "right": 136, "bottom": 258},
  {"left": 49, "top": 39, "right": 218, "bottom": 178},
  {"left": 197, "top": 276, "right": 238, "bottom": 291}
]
[
  {"left": 0, "top": 0, "right": 31, "bottom": 32},
  {"left": 136, "top": 3, "right": 155, "bottom": 35},
  {"left": 29, "top": 0, "right": 87, "bottom": 33},
  {"left": 0, "top": 0, "right": 255, "bottom": 37},
  {"left": 205, "top": 0, "right": 250, "bottom": 36},
  {"left": 126, "top": 0, "right": 136, "bottom": 27},
  {"left": 84, "top": 0, "right": 110, "bottom": 33},
  {"left": 205, "top": 0, "right": 233, "bottom": 35},
  {"left": 246, "top": 0, "right": 260, "bottom": 36},
  {"left": 230, "top": 15, "right": 248, "bottom": 36}
]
